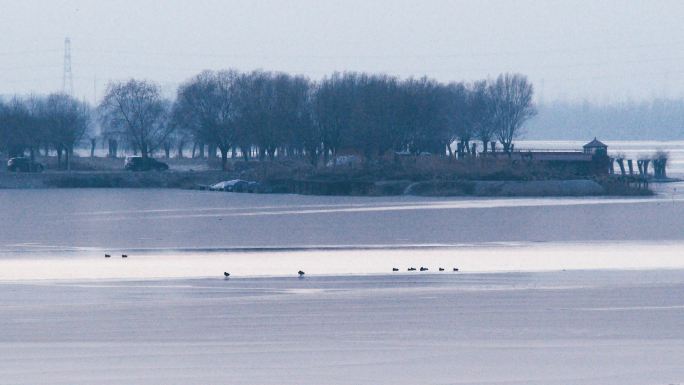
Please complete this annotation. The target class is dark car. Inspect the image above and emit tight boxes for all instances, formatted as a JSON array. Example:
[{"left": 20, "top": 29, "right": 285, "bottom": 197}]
[
  {"left": 7, "top": 157, "right": 44, "bottom": 172},
  {"left": 209, "top": 179, "right": 261, "bottom": 193},
  {"left": 124, "top": 156, "right": 169, "bottom": 171}
]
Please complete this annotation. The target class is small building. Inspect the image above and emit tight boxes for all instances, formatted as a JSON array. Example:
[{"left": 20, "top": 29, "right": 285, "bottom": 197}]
[
  {"left": 583, "top": 138, "right": 608, "bottom": 156},
  {"left": 489, "top": 138, "right": 611, "bottom": 177}
]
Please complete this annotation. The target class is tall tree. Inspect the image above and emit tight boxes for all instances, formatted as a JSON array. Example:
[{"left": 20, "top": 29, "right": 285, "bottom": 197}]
[
  {"left": 0, "top": 98, "right": 37, "bottom": 158},
  {"left": 173, "top": 70, "right": 239, "bottom": 170},
  {"left": 466, "top": 80, "right": 497, "bottom": 153},
  {"left": 313, "top": 73, "right": 358, "bottom": 161},
  {"left": 99, "top": 79, "right": 172, "bottom": 159},
  {"left": 401, "top": 77, "right": 453, "bottom": 156},
  {"left": 42, "top": 94, "right": 91, "bottom": 170},
  {"left": 489, "top": 73, "right": 536, "bottom": 153}
]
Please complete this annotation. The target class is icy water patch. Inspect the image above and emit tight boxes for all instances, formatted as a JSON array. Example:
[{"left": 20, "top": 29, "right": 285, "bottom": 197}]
[
  {"left": 1, "top": 270, "right": 684, "bottom": 385},
  {"left": 1, "top": 241, "right": 683, "bottom": 281}
]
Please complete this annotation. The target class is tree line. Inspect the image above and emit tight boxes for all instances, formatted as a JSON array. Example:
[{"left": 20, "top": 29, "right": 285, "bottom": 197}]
[
  {"left": 0, "top": 94, "right": 90, "bottom": 169},
  {"left": 1, "top": 71, "right": 536, "bottom": 170}
]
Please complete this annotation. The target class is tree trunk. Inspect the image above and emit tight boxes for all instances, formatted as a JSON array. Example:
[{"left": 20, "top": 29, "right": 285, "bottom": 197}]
[
  {"left": 57, "top": 146, "right": 63, "bottom": 169},
  {"left": 220, "top": 147, "right": 228, "bottom": 171},
  {"left": 65, "top": 146, "right": 72, "bottom": 171},
  {"left": 177, "top": 141, "right": 184, "bottom": 159},
  {"left": 108, "top": 139, "right": 118, "bottom": 158},
  {"left": 90, "top": 138, "right": 96, "bottom": 157},
  {"left": 617, "top": 159, "right": 626, "bottom": 175}
]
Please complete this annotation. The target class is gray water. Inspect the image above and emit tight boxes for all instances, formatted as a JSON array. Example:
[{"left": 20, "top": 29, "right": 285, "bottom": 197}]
[
  {"left": 2, "top": 271, "right": 684, "bottom": 385},
  {"left": 1, "top": 187, "right": 683, "bottom": 253},
  {"left": 3, "top": 184, "right": 684, "bottom": 384}
]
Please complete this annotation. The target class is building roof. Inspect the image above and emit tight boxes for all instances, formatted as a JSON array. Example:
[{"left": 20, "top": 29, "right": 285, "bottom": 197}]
[
  {"left": 515, "top": 152, "right": 593, "bottom": 162},
  {"left": 583, "top": 138, "right": 607, "bottom": 148}
]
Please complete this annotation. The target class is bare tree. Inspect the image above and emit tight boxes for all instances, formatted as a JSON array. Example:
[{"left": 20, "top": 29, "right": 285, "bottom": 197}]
[
  {"left": 489, "top": 73, "right": 536, "bottom": 153},
  {"left": 467, "top": 80, "right": 496, "bottom": 153},
  {"left": 42, "top": 94, "right": 91, "bottom": 170},
  {"left": 401, "top": 77, "right": 452, "bottom": 156},
  {"left": 0, "top": 97, "right": 40, "bottom": 159},
  {"left": 173, "top": 70, "right": 239, "bottom": 170},
  {"left": 442, "top": 82, "right": 468, "bottom": 157},
  {"left": 234, "top": 71, "right": 316, "bottom": 161},
  {"left": 314, "top": 73, "right": 359, "bottom": 161},
  {"left": 99, "top": 79, "right": 172, "bottom": 159}
]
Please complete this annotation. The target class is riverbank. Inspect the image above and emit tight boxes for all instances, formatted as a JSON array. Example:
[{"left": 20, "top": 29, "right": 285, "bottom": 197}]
[
  {"left": 1, "top": 153, "right": 662, "bottom": 196},
  {"left": 0, "top": 169, "right": 657, "bottom": 196},
  {"left": 0, "top": 170, "right": 236, "bottom": 189},
  {"left": 0, "top": 170, "right": 648, "bottom": 196}
]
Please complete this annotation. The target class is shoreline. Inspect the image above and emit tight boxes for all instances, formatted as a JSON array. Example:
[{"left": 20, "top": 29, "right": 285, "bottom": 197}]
[{"left": 0, "top": 169, "right": 663, "bottom": 196}]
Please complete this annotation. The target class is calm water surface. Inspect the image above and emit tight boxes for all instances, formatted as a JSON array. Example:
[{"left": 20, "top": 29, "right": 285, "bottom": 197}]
[{"left": 1, "top": 188, "right": 683, "bottom": 253}]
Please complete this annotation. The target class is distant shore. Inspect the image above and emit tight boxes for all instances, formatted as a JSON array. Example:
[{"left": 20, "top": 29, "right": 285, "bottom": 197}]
[
  {"left": 0, "top": 153, "right": 664, "bottom": 196},
  {"left": 0, "top": 169, "right": 660, "bottom": 197}
]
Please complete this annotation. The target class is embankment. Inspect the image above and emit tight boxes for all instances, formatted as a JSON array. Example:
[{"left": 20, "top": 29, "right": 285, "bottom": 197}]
[
  {"left": 0, "top": 170, "right": 651, "bottom": 197},
  {"left": 0, "top": 171, "right": 238, "bottom": 189},
  {"left": 287, "top": 178, "right": 608, "bottom": 196}
]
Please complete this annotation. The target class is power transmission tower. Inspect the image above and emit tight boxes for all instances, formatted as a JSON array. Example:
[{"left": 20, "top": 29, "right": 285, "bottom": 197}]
[{"left": 62, "top": 37, "right": 73, "bottom": 95}]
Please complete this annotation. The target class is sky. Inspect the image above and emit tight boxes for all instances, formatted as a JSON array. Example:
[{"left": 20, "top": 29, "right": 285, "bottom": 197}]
[{"left": 1, "top": 0, "right": 683, "bottom": 104}]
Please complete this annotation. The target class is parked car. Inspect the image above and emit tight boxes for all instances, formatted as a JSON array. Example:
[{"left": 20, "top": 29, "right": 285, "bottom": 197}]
[
  {"left": 210, "top": 179, "right": 249, "bottom": 192},
  {"left": 7, "top": 157, "right": 44, "bottom": 172},
  {"left": 124, "top": 156, "right": 169, "bottom": 171},
  {"left": 209, "top": 179, "right": 261, "bottom": 193}
]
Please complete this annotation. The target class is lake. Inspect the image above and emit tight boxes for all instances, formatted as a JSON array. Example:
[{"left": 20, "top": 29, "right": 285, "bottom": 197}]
[{"left": 2, "top": 144, "right": 684, "bottom": 384}]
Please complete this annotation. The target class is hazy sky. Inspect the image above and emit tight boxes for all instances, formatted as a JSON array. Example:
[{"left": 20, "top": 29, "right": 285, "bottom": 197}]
[{"left": 1, "top": 0, "right": 683, "bottom": 104}]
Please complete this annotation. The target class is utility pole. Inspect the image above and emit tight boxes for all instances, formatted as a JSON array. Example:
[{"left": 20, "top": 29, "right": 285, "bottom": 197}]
[{"left": 62, "top": 37, "right": 73, "bottom": 95}]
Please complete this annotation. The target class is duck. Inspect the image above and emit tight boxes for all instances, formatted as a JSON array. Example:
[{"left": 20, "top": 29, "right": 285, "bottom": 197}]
[
  {"left": 121, "top": 254, "right": 128, "bottom": 258},
  {"left": 224, "top": 272, "right": 230, "bottom": 277},
  {"left": 392, "top": 268, "right": 399, "bottom": 272},
  {"left": 408, "top": 267, "right": 416, "bottom": 271},
  {"left": 453, "top": 267, "right": 459, "bottom": 272},
  {"left": 420, "top": 267, "right": 428, "bottom": 272},
  {"left": 438, "top": 267, "right": 444, "bottom": 271},
  {"left": 104, "top": 254, "right": 111, "bottom": 258},
  {"left": 298, "top": 270, "right": 305, "bottom": 277}
]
